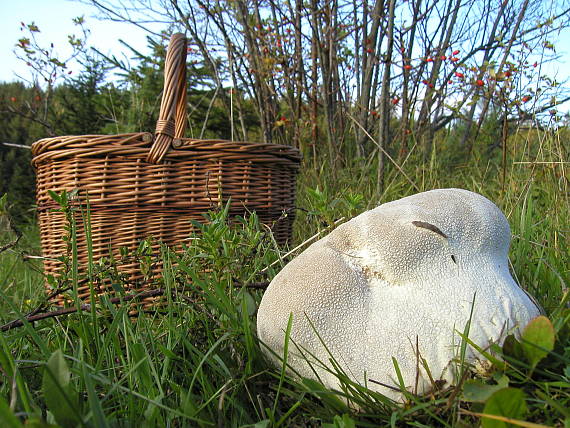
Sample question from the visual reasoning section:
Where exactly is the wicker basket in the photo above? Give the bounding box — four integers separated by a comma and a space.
31, 34, 301, 307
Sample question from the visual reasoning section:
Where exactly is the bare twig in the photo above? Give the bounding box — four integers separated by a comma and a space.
3, 106, 56, 136
1, 142, 31, 150
241, 281, 271, 289
513, 161, 569, 165
1, 288, 165, 331
261, 217, 346, 273
0, 281, 270, 332
348, 112, 420, 192
367, 378, 405, 393
200, 86, 220, 139
20, 254, 49, 261
0, 234, 22, 255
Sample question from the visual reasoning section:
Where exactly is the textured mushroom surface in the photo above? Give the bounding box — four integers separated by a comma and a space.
257, 189, 540, 399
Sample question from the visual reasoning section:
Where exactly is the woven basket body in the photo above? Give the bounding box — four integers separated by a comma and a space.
31, 35, 300, 306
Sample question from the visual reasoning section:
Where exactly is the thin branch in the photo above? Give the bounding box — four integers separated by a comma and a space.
1, 142, 32, 150
261, 217, 345, 274
348, 112, 420, 192
81, 0, 164, 37
0, 234, 22, 255
1, 288, 165, 331
0, 281, 270, 332
2, 104, 57, 136
199, 86, 220, 139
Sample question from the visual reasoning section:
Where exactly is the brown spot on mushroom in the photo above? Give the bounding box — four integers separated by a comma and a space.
362, 265, 386, 282
412, 221, 448, 239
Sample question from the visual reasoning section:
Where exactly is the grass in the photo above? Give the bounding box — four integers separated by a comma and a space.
0, 126, 568, 427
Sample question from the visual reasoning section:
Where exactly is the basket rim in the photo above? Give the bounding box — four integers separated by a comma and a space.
31, 132, 302, 165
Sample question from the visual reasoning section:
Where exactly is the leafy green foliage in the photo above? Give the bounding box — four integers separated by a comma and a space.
0, 159, 567, 427
520, 316, 556, 371
323, 414, 357, 428
481, 388, 528, 428
462, 376, 510, 403
0, 396, 24, 428
0, 6, 567, 425
42, 350, 81, 427
0, 87, 568, 427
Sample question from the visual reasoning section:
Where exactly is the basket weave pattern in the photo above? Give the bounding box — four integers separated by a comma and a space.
32, 35, 300, 306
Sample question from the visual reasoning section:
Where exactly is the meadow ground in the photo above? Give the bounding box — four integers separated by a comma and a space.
0, 127, 568, 427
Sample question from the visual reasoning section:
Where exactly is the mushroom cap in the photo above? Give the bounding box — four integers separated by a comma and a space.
257, 188, 540, 399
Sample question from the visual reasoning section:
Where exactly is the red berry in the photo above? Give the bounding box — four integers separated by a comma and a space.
475, 79, 484, 86
452, 50, 460, 55
426, 57, 434, 62
533, 62, 538, 68
505, 70, 512, 77
403, 64, 412, 70
440, 55, 447, 60
391, 97, 399, 105
522, 95, 531, 103
10, 96, 17, 102
454, 72, 464, 78
451, 57, 459, 62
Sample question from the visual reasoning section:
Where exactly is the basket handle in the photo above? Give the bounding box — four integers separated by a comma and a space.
147, 33, 188, 164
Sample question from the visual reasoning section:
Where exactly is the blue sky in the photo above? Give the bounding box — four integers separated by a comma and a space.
0, 0, 152, 83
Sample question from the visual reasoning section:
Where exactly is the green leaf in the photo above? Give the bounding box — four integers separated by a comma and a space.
503, 335, 525, 361
462, 376, 509, 402
482, 388, 527, 428
0, 193, 7, 212
535, 390, 570, 419
21, 418, 59, 428
47, 190, 60, 204
0, 327, 39, 415
42, 350, 81, 428
238, 290, 257, 317
82, 363, 109, 428
143, 394, 163, 422
521, 316, 555, 369
323, 414, 357, 428
301, 378, 348, 413
454, 330, 506, 371
0, 396, 23, 428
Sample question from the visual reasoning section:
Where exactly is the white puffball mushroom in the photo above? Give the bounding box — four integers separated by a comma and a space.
257, 188, 541, 399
